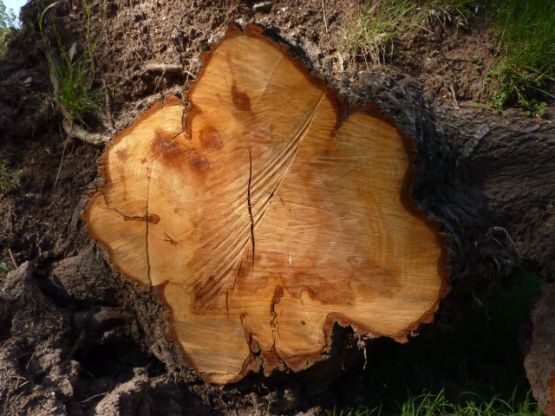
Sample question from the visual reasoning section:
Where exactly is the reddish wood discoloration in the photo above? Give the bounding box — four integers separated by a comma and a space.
231, 83, 252, 112
116, 149, 129, 160
122, 213, 160, 224
200, 125, 224, 149
184, 148, 210, 171
153, 130, 185, 162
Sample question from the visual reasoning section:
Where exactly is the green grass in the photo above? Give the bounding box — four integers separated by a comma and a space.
488, 0, 555, 116
401, 391, 541, 416
0, 159, 21, 194
39, 0, 102, 125
345, 0, 476, 64
334, 273, 545, 416
345, 0, 415, 64
346, 0, 554, 114
337, 391, 542, 415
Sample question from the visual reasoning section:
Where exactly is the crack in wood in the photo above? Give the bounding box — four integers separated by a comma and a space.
247, 148, 256, 270
106, 203, 160, 224
225, 290, 231, 318
145, 161, 154, 289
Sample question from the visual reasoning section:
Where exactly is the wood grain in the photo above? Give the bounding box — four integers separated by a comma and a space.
84, 25, 447, 384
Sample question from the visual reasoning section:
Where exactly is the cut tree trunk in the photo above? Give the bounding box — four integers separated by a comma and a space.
83, 24, 448, 384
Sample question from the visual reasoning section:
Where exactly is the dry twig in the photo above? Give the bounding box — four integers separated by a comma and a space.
8, 248, 17, 268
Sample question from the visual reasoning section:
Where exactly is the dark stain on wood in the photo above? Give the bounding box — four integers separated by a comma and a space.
153, 130, 185, 164
200, 125, 224, 149
184, 148, 210, 171
116, 149, 129, 161
122, 213, 160, 224
164, 232, 178, 245
153, 129, 210, 172
231, 82, 251, 112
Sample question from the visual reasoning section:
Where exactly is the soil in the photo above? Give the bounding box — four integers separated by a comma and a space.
0, 1, 554, 415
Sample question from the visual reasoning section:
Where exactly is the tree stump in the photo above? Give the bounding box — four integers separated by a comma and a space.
84, 25, 447, 383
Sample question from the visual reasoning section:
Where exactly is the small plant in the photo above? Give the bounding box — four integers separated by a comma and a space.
0, 0, 16, 58
39, 0, 102, 125
0, 261, 9, 273
488, 0, 555, 116
0, 159, 21, 194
